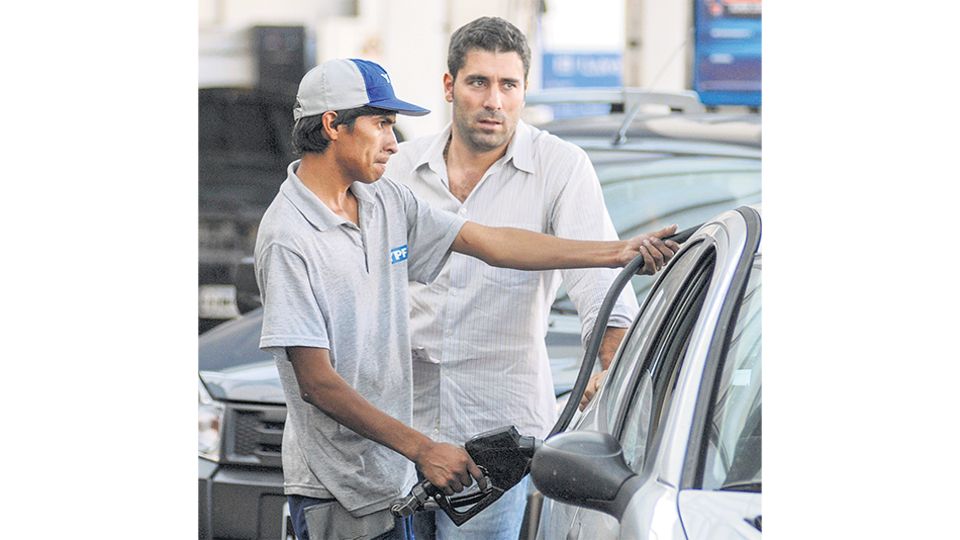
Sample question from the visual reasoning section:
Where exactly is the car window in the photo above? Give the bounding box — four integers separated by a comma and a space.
618, 252, 714, 473
600, 242, 714, 434
700, 254, 762, 491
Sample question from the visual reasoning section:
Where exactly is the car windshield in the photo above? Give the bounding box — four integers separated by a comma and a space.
701, 253, 762, 492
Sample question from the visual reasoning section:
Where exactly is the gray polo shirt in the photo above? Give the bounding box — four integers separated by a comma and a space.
254, 160, 466, 516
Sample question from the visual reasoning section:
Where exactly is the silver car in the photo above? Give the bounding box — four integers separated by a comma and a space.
531, 205, 762, 540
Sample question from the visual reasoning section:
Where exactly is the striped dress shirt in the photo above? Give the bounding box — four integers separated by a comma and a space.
385, 120, 639, 442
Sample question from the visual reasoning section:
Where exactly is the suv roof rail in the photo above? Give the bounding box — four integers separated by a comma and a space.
525, 87, 706, 146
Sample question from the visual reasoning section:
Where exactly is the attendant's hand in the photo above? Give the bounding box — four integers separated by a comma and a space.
416, 442, 488, 496
620, 225, 680, 273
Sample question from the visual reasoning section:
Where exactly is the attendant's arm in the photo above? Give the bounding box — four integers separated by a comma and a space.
452, 222, 679, 274
286, 346, 486, 495
451, 219, 679, 411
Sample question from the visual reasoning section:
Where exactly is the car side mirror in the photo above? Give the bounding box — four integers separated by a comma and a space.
530, 430, 640, 520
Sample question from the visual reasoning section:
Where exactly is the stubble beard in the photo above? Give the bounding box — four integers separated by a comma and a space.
452, 98, 514, 154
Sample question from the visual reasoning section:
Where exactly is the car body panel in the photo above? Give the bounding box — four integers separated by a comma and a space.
677, 491, 761, 540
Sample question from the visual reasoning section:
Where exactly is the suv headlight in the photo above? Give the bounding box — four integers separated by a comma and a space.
199, 378, 225, 462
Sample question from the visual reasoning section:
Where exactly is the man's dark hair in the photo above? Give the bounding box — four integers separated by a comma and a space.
291, 105, 394, 155
447, 17, 531, 82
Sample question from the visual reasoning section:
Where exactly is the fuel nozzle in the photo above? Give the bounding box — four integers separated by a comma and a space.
390, 426, 542, 526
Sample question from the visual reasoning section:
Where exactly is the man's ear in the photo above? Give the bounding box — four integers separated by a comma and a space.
443, 73, 454, 103
321, 111, 340, 140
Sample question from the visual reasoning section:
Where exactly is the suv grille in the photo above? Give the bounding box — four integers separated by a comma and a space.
224, 403, 286, 468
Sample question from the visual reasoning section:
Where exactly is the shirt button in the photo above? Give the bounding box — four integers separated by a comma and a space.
446, 329, 454, 336
433, 428, 440, 435
459, 208, 467, 215
451, 290, 458, 297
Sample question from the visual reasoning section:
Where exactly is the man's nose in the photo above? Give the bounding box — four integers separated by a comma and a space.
483, 87, 503, 110
385, 127, 399, 154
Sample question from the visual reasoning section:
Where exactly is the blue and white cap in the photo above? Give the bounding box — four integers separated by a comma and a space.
293, 58, 430, 120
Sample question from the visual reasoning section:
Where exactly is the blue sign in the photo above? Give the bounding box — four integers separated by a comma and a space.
541, 52, 622, 119
693, 0, 762, 107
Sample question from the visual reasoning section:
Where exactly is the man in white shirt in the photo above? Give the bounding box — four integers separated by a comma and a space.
384, 17, 679, 540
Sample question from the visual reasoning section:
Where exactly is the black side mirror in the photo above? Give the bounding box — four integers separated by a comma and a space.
530, 431, 640, 520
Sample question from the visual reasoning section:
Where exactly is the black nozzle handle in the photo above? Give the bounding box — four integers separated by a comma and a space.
434, 485, 506, 526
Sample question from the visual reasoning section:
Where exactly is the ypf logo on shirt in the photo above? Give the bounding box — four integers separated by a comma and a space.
390, 245, 408, 264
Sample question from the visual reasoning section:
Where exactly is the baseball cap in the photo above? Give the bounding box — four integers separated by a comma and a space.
293, 58, 430, 120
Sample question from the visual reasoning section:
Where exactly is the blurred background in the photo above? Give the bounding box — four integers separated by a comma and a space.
198, 0, 761, 140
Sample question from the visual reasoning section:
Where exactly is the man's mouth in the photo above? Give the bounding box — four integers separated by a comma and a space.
477, 118, 502, 129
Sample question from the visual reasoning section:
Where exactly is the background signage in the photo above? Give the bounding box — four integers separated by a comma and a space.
693, 0, 762, 107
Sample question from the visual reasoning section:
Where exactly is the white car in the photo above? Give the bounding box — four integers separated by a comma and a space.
531, 205, 762, 540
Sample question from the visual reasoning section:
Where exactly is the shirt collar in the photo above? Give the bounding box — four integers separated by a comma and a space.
280, 159, 377, 232
413, 124, 451, 176
415, 120, 536, 177
505, 120, 535, 175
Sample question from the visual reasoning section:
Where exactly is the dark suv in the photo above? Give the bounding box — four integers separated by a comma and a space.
198, 87, 297, 334
198, 89, 760, 540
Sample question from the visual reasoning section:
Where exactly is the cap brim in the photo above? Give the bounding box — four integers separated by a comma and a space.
369, 98, 430, 117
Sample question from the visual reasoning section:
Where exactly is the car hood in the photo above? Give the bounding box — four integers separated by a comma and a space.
199, 307, 285, 404
677, 490, 762, 539
200, 360, 286, 404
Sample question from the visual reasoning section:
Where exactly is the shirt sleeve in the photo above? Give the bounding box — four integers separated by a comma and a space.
256, 242, 330, 354
547, 144, 641, 347
398, 183, 467, 285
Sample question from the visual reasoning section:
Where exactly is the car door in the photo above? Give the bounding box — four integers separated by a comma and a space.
536, 207, 761, 540
538, 240, 715, 540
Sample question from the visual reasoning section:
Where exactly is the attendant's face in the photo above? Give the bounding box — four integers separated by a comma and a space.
334, 113, 399, 183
